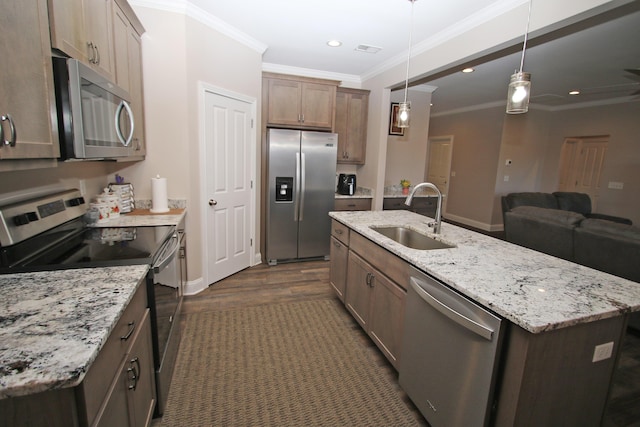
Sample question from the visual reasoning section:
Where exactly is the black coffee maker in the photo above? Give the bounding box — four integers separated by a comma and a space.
337, 174, 356, 195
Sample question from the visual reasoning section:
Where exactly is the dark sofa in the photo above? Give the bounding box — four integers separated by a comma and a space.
501, 191, 636, 279
502, 192, 640, 329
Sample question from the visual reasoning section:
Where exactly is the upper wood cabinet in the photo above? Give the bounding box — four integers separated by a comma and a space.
48, 0, 116, 81
264, 73, 338, 130
0, 0, 60, 164
335, 87, 369, 164
112, 0, 146, 156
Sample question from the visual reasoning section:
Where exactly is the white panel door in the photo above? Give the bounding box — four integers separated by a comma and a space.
557, 137, 607, 209
205, 91, 252, 284
426, 136, 453, 213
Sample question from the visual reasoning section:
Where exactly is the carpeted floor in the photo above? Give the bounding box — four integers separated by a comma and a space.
160, 299, 422, 426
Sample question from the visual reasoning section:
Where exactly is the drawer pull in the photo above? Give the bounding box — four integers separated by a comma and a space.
127, 357, 141, 391
121, 321, 136, 341
334, 229, 343, 235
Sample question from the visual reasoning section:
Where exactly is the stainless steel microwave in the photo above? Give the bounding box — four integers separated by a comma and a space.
53, 57, 139, 160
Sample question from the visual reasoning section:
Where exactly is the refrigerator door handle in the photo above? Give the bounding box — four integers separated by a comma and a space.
294, 152, 301, 221
299, 152, 306, 221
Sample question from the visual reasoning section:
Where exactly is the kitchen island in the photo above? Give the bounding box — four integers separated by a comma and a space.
329, 210, 640, 426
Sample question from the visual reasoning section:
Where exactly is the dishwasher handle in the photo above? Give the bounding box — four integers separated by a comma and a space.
410, 277, 494, 341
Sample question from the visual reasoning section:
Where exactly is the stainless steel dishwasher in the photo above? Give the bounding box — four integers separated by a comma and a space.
399, 267, 504, 427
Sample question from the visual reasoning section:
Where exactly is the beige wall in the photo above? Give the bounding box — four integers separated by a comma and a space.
429, 107, 504, 228
384, 89, 432, 188
119, 6, 263, 287
430, 100, 640, 229
359, 0, 620, 212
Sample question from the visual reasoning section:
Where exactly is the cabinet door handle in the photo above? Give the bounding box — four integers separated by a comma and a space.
1, 114, 16, 147
94, 44, 100, 65
127, 357, 140, 390
365, 272, 375, 287
120, 321, 136, 341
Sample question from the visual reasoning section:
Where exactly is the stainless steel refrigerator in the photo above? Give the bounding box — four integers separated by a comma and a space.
266, 129, 337, 265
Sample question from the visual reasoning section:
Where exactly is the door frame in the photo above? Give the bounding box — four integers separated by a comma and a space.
426, 135, 454, 214
198, 82, 258, 288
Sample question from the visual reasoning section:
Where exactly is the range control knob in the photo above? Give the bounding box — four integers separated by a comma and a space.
66, 197, 86, 207
13, 212, 38, 226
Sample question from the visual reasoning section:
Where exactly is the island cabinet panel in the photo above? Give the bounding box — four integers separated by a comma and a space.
329, 236, 348, 302
337, 227, 412, 369
264, 73, 338, 130
0, 0, 60, 164
345, 251, 405, 369
335, 88, 369, 164
494, 315, 626, 426
331, 219, 350, 246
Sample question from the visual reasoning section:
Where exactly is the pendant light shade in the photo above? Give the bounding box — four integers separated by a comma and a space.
506, 0, 533, 114
397, 0, 416, 128
506, 72, 531, 114
397, 102, 411, 128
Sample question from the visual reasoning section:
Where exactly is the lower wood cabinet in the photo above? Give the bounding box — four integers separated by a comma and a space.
383, 197, 436, 218
345, 250, 405, 369
334, 198, 372, 211
94, 310, 155, 427
329, 236, 348, 302
0, 282, 155, 427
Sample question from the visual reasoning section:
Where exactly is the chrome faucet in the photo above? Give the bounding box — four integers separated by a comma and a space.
404, 182, 443, 234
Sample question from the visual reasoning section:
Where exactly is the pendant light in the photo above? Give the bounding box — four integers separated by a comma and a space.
506, 0, 533, 114
397, 0, 417, 128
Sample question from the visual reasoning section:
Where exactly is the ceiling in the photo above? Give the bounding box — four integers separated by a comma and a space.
187, 0, 640, 115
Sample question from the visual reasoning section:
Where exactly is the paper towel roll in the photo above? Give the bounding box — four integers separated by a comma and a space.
150, 175, 169, 213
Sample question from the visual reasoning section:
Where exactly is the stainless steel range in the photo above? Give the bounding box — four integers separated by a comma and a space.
0, 189, 184, 417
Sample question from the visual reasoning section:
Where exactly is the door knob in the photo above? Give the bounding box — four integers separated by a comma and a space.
209, 199, 217, 206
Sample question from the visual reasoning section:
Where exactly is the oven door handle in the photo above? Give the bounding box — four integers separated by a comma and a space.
154, 232, 180, 273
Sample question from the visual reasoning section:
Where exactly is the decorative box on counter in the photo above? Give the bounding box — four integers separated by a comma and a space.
108, 183, 135, 213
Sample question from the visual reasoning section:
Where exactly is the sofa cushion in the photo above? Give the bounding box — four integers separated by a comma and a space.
579, 218, 640, 239
503, 192, 559, 211
510, 206, 585, 226
553, 192, 592, 215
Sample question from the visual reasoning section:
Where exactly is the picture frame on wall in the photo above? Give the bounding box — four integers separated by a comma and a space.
389, 103, 404, 136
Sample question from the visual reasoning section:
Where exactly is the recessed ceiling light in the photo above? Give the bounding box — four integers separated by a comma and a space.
568, 90, 580, 95
462, 68, 475, 73
327, 40, 342, 47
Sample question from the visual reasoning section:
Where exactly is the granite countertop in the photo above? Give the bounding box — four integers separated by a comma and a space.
329, 210, 640, 334
0, 265, 149, 399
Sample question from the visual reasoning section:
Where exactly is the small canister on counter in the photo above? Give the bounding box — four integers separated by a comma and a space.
97, 188, 121, 219
108, 176, 135, 214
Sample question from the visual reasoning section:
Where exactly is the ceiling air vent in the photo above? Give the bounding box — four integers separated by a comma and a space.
355, 44, 382, 54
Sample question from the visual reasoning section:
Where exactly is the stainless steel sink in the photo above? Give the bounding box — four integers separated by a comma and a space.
371, 226, 455, 250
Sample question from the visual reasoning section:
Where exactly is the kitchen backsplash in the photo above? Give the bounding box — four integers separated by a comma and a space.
135, 199, 187, 210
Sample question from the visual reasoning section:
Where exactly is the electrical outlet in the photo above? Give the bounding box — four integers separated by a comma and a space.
79, 179, 87, 196
608, 181, 624, 190
592, 341, 614, 362
503, 175, 509, 182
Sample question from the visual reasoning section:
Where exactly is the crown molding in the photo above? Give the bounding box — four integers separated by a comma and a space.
130, 0, 267, 54
362, 0, 524, 82
262, 63, 362, 86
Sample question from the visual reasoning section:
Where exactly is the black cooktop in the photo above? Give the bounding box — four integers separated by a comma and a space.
0, 218, 174, 273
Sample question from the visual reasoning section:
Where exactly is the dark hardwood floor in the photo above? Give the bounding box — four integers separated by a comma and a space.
172, 259, 639, 426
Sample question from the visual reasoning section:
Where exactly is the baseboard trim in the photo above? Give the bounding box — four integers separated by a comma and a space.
183, 277, 206, 295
